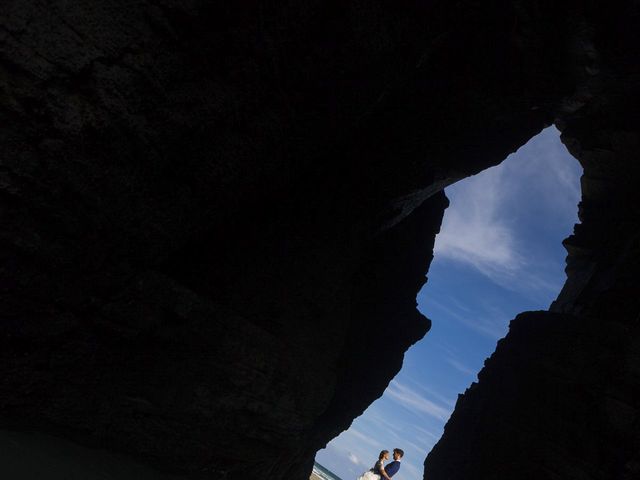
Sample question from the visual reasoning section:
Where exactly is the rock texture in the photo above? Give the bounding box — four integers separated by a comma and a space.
0, 430, 184, 480
1, 1, 639, 479
425, 3, 640, 478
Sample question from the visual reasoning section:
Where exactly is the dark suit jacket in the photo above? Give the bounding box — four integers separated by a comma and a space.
385, 461, 401, 477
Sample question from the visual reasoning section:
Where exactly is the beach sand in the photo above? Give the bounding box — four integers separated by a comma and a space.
310, 473, 323, 480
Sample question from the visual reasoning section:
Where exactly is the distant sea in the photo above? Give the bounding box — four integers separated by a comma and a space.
312, 461, 344, 480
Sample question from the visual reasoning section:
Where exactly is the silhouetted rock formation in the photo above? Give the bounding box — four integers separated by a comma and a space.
1, 1, 638, 479
425, 3, 640, 479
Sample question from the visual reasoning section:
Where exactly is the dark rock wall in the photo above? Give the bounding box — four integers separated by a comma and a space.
425, 3, 640, 479
1, 0, 639, 479
425, 118, 640, 478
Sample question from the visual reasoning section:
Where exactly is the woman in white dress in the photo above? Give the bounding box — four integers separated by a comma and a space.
357, 450, 392, 480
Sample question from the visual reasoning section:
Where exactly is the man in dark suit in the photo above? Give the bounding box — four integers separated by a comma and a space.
384, 448, 404, 478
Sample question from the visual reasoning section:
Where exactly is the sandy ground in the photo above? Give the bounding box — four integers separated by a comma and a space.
310, 473, 324, 480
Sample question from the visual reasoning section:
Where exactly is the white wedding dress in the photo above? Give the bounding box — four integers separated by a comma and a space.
357, 471, 380, 480
357, 460, 383, 480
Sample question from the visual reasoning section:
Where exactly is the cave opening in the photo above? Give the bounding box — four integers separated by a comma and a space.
313, 126, 583, 480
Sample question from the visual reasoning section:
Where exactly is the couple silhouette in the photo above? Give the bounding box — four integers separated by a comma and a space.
357, 448, 403, 480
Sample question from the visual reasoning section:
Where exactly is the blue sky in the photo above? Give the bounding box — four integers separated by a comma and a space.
314, 127, 583, 480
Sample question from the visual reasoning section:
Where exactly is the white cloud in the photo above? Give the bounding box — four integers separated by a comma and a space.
318, 403, 446, 480
404, 438, 433, 456
318, 417, 394, 476
412, 425, 440, 442
385, 380, 451, 421
445, 356, 476, 377
365, 412, 403, 441
344, 428, 384, 449
402, 375, 456, 408
434, 162, 524, 285
511, 126, 582, 215
433, 126, 582, 294
426, 296, 508, 339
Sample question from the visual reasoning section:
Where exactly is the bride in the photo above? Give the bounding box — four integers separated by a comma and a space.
357, 450, 392, 480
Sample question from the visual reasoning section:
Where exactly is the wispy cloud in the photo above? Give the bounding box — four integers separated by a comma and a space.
433, 126, 582, 295
445, 356, 476, 376
434, 164, 523, 285
319, 437, 372, 475
366, 412, 404, 441
344, 428, 384, 449
513, 127, 582, 215
426, 296, 508, 339
402, 375, 456, 408
318, 395, 447, 479
413, 425, 440, 442
385, 380, 451, 421
317, 128, 582, 480
404, 438, 433, 456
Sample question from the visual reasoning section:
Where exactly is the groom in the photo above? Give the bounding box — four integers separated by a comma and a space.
385, 448, 404, 478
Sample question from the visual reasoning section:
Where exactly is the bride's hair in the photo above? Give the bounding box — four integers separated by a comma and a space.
378, 450, 389, 461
